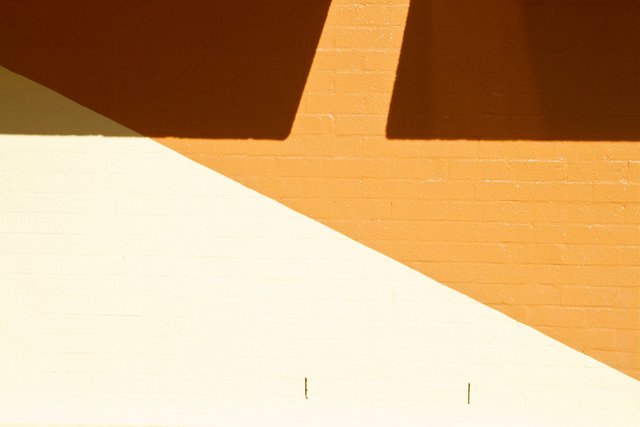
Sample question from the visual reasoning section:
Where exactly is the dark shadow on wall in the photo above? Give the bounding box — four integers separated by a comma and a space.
387, 0, 640, 141
0, 1, 331, 139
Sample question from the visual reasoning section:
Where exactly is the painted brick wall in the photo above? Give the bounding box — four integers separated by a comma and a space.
1, 133, 639, 426
0, 1, 639, 424
159, 0, 640, 378
0, 0, 638, 382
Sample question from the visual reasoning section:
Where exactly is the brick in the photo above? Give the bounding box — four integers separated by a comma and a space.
414, 221, 476, 242
476, 182, 537, 201
334, 26, 405, 49
361, 219, 416, 240
508, 160, 568, 181
363, 50, 403, 71
362, 138, 420, 158
477, 142, 564, 161
563, 245, 640, 266
334, 71, 395, 93
585, 308, 640, 330
390, 200, 449, 220
567, 160, 627, 182
418, 181, 475, 200
593, 184, 640, 202
563, 203, 639, 225
532, 265, 639, 287
558, 143, 640, 161
311, 50, 364, 72
472, 223, 535, 243
502, 284, 561, 306
302, 70, 335, 94
475, 263, 531, 284
613, 329, 640, 352
304, 94, 363, 115
292, 114, 336, 135
362, 93, 392, 114
276, 177, 362, 198
533, 183, 593, 202
449, 160, 509, 180
417, 141, 478, 159
361, 178, 419, 199
533, 306, 587, 328
560, 286, 640, 308
334, 198, 394, 220
335, 114, 386, 135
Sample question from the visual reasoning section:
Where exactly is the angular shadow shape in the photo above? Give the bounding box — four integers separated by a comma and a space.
0, 1, 331, 139
387, 0, 640, 141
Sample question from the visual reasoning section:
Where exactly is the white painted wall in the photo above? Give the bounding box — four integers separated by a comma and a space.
0, 64, 638, 427
0, 133, 638, 427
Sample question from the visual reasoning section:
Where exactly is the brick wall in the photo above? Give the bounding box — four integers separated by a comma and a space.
160, 0, 640, 378
0, 0, 638, 386
0, 1, 639, 421
1, 132, 638, 426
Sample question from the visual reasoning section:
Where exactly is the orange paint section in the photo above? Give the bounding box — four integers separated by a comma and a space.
158, 0, 640, 379
160, 139, 640, 378
2, 0, 637, 379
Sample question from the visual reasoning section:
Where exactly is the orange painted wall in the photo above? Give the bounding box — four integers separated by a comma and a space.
160, 0, 640, 378
1, 0, 637, 379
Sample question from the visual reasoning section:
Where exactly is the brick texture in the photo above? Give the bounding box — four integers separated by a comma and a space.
0, 0, 638, 381
159, 0, 640, 378
1, 134, 638, 426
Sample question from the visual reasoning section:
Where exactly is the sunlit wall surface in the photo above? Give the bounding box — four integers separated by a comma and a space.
1, 1, 638, 425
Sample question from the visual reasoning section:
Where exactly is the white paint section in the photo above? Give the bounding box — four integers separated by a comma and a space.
0, 134, 638, 427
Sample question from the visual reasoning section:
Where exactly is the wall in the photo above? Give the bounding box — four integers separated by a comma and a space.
159, 0, 640, 378
0, 130, 638, 426
0, 1, 639, 425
